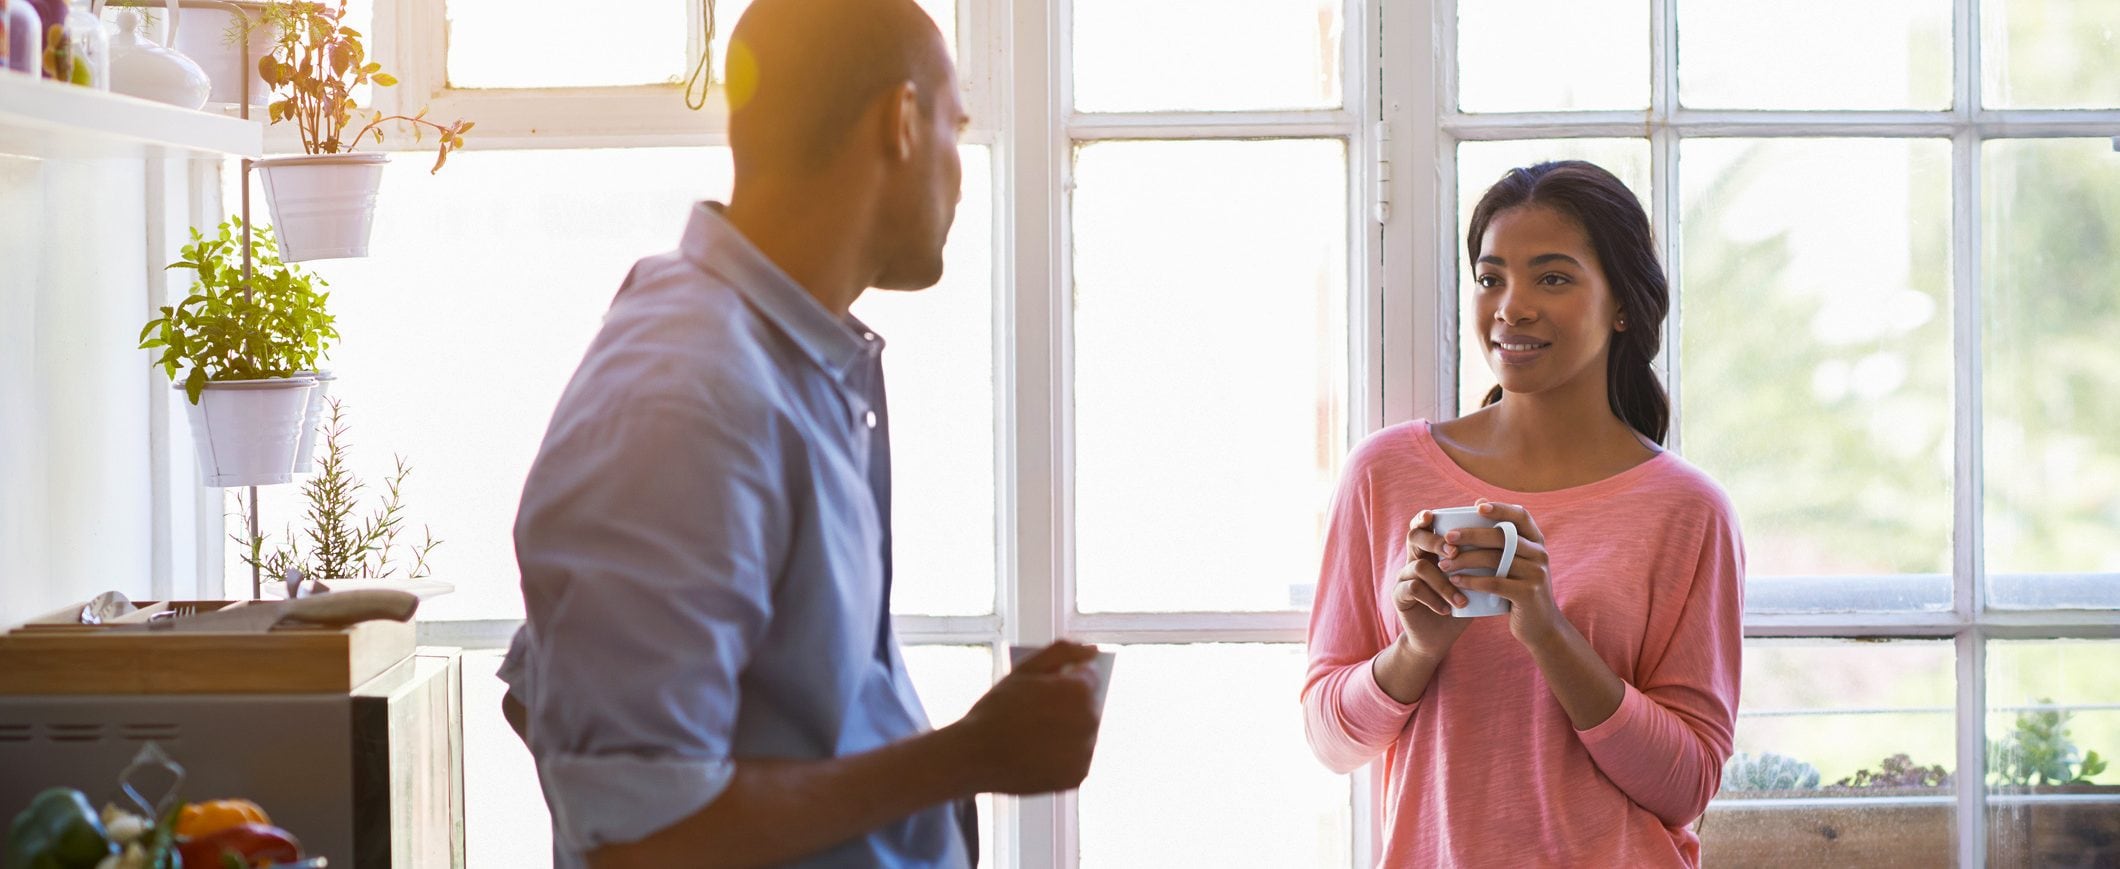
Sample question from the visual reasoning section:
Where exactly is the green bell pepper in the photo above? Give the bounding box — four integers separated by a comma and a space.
5, 787, 117, 869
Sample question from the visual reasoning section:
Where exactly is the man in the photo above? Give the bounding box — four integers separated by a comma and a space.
497, 1, 1103, 866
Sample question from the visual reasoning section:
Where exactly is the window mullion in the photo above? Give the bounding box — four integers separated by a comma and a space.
1651, 0, 1682, 451
373, 0, 446, 121
1951, 0, 1987, 863
1346, 0, 1384, 441
1956, 628, 1988, 866
1009, 0, 1069, 863
1067, 110, 1357, 139
1399, 0, 1453, 423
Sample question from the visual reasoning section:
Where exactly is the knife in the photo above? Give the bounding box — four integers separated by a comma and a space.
110, 589, 420, 633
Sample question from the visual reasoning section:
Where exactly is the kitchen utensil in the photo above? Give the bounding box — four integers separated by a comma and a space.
109, 589, 418, 633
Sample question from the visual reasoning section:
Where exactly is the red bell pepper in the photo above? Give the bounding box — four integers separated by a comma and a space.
176, 823, 301, 869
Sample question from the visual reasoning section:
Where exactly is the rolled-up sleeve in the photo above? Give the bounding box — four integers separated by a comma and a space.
510, 394, 789, 854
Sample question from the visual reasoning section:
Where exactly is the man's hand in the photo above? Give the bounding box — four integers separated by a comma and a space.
588, 642, 1106, 869
943, 640, 1104, 795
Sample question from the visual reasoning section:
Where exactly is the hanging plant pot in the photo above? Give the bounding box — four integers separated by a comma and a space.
254, 153, 388, 262
178, 376, 317, 487
289, 369, 335, 473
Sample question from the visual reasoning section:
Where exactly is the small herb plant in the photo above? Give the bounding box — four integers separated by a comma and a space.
239, 398, 440, 581
1720, 752, 1822, 794
257, 0, 473, 172
1989, 699, 2110, 787
139, 218, 337, 405
1836, 753, 1952, 789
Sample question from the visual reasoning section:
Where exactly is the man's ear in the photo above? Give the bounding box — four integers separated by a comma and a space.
884, 81, 920, 162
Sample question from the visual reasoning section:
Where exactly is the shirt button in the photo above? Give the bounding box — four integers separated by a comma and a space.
862, 331, 877, 342
864, 411, 878, 429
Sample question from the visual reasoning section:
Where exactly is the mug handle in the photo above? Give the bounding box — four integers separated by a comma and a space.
1492, 520, 1519, 580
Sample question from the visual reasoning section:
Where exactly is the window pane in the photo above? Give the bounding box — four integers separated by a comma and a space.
1982, 139, 2120, 608
1455, 139, 1651, 417
1072, 140, 1347, 613
1458, 0, 1646, 112
1680, 139, 1953, 599
451, 0, 964, 90
230, 146, 998, 621
1982, 0, 2120, 109
447, 0, 691, 89
230, 147, 725, 616
462, 651, 554, 869
901, 645, 994, 868
1987, 641, 2120, 865
1678, 0, 1950, 110
711, 0, 959, 83
855, 147, 997, 617
1077, 644, 1350, 867
1072, 0, 1342, 112
1703, 640, 1956, 865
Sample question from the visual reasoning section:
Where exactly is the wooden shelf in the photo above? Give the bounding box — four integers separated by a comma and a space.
0, 74, 262, 160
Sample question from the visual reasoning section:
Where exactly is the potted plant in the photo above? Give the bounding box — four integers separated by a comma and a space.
251, 0, 472, 261
1986, 701, 2119, 865
1704, 751, 1954, 864
1703, 707, 2120, 865
139, 217, 337, 486
239, 397, 440, 590
170, 0, 277, 107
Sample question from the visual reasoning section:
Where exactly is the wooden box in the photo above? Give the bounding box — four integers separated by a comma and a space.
0, 600, 414, 695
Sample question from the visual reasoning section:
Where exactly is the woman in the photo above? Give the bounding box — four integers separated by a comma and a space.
1302, 161, 1744, 866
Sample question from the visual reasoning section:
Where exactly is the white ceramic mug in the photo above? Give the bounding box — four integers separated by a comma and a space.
1426, 506, 1519, 618
1008, 645, 1117, 714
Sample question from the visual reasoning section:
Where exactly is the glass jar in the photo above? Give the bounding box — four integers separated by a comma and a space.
37, 0, 106, 88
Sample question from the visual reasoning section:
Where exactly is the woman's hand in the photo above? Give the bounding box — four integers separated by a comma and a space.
1434, 501, 1565, 648
1390, 510, 1475, 658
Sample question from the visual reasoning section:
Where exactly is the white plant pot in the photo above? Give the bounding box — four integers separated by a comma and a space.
290, 369, 335, 473
179, 376, 317, 487
255, 153, 388, 262
171, 6, 276, 107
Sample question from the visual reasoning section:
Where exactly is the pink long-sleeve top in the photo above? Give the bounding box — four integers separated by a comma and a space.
1304, 420, 1745, 867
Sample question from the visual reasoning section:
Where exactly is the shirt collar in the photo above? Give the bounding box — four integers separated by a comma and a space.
680, 201, 882, 382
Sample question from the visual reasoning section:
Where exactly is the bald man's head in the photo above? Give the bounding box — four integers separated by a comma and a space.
726, 0, 955, 172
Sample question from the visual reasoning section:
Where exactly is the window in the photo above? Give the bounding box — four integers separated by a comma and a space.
1040, 1, 1368, 862
1401, 0, 2120, 864
207, 0, 2118, 866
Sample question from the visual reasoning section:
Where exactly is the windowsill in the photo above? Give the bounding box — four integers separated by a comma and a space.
1745, 573, 2120, 614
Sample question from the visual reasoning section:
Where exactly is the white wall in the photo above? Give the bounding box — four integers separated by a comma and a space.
0, 152, 210, 627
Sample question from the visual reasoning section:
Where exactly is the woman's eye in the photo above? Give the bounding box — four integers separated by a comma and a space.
1539, 272, 1571, 286
1476, 274, 1501, 288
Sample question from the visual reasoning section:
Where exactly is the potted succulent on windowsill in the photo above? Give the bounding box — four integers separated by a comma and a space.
139, 217, 337, 486
1703, 751, 1955, 864
1703, 706, 2120, 866
251, 0, 472, 261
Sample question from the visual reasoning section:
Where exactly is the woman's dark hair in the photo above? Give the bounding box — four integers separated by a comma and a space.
1466, 160, 1669, 445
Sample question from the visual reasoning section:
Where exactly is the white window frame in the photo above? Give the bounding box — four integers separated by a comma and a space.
350, 1, 1388, 867
1000, 1, 1385, 864
1387, 1, 2120, 866
242, 0, 2120, 866
354, 0, 1004, 152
